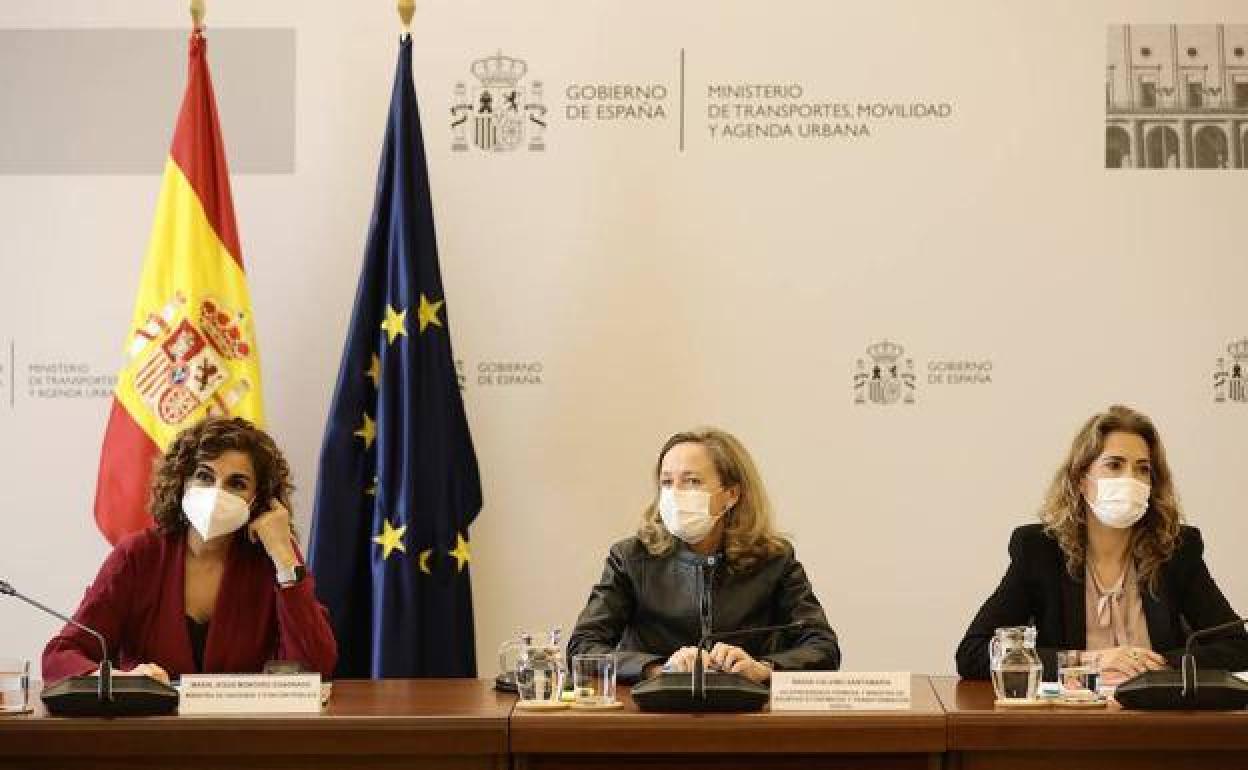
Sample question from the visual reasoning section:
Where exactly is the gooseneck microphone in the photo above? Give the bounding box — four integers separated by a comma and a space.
1181, 616, 1248, 698
0, 579, 112, 702
1, 578, 177, 715
1116, 615, 1248, 710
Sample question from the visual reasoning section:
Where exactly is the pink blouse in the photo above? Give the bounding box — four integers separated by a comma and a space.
1084, 560, 1152, 651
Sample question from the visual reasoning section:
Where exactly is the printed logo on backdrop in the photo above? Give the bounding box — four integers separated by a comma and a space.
1106, 25, 1248, 170
446, 49, 956, 150
1214, 338, 1248, 403
449, 50, 672, 152
706, 85, 953, 142
853, 339, 993, 406
3, 340, 115, 409
451, 358, 546, 389
565, 83, 670, 123
451, 51, 548, 153
475, 360, 543, 387
854, 340, 916, 405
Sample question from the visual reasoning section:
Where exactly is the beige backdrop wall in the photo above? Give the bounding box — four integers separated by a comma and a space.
2, 0, 1246, 679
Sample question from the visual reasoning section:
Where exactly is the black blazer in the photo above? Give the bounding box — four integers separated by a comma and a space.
956, 524, 1248, 679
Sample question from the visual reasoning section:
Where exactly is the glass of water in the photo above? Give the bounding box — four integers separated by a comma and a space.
0, 659, 30, 714
1057, 650, 1101, 700
571, 653, 616, 706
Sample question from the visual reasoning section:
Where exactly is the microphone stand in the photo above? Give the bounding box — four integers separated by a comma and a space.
1181, 616, 1248, 701
693, 555, 717, 700
691, 621, 806, 701
0, 579, 112, 703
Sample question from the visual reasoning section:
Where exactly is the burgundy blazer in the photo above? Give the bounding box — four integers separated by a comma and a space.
42, 529, 337, 683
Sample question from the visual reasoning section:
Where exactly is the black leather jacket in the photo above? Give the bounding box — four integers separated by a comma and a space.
567, 536, 840, 683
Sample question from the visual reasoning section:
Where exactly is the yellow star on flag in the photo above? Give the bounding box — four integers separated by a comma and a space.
372, 518, 407, 560
380, 304, 408, 344
417, 294, 444, 333
448, 533, 471, 573
366, 353, 381, 388
354, 413, 376, 449
418, 548, 432, 575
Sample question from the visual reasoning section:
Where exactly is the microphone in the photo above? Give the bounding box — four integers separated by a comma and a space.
1182, 616, 1248, 698
1115, 615, 1248, 710
0, 578, 177, 716
692, 621, 806, 698
1, 579, 112, 703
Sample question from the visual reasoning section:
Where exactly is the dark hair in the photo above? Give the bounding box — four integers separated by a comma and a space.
149, 416, 293, 535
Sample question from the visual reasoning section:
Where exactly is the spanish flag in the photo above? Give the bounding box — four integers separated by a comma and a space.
94, 30, 264, 544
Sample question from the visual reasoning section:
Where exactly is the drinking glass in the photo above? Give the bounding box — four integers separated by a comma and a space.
1057, 650, 1101, 700
0, 659, 30, 714
571, 654, 616, 706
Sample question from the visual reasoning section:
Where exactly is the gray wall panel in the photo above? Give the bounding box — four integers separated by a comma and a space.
0, 29, 294, 174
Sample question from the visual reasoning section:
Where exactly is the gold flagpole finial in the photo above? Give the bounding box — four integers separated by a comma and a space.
190, 0, 205, 31
398, 0, 416, 32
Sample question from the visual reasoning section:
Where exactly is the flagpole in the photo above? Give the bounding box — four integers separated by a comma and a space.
190, 0, 205, 31
398, 0, 415, 32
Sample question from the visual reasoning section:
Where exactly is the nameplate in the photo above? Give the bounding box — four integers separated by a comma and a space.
178, 673, 322, 714
770, 671, 911, 711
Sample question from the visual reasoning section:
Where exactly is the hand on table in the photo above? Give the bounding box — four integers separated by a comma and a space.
1097, 646, 1166, 678
708, 643, 772, 684
663, 646, 712, 673
112, 662, 171, 685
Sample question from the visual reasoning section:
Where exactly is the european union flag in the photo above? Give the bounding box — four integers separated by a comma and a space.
309, 35, 482, 678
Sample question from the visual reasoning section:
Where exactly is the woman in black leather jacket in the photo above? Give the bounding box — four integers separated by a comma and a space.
567, 427, 840, 684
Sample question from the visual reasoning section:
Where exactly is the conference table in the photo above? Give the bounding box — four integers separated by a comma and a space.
510, 674, 946, 770
932, 677, 1248, 770
4, 676, 1248, 769
0, 679, 513, 770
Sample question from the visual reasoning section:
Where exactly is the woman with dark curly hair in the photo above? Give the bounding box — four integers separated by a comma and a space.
956, 405, 1248, 681
567, 428, 840, 684
42, 417, 337, 683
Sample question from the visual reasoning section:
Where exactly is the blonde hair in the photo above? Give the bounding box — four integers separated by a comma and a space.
1039, 404, 1183, 594
637, 427, 786, 572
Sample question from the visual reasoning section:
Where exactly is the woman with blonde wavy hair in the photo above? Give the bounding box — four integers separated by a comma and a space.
568, 428, 840, 684
956, 405, 1248, 682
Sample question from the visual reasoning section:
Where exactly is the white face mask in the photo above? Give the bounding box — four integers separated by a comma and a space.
182, 486, 251, 541
1086, 477, 1150, 529
658, 487, 730, 544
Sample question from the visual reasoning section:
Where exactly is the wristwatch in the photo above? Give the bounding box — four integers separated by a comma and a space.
276, 564, 306, 588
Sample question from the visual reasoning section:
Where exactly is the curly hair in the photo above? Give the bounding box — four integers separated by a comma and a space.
1039, 404, 1183, 595
637, 428, 786, 573
149, 416, 294, 535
